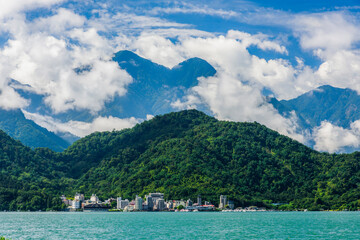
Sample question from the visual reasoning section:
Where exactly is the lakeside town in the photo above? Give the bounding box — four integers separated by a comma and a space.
60, 193, 267, 212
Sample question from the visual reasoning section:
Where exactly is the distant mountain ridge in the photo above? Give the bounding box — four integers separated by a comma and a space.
0, 51, 216, 150
0, 109, 70, 151
16, 50, 217, 122
280, 85, 360, 128
3, 50, 360, 153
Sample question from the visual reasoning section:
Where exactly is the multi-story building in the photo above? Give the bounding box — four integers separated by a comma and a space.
146, 196, 153, 210
117, 197, 130, 210
135, 195, 143, 211
166, 201, 173, 210
74, 193, 85, 202
72, 200, 81, 209
219, 195, 227, 209
155, 199, 165, 211
145, 193, 164, 210
186, 199, 193, 207
173, 200, 186, 209
197, 195, 202, 206
90, 194, 99, 203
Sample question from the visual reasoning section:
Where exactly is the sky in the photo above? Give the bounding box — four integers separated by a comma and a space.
1, 0, 360, 152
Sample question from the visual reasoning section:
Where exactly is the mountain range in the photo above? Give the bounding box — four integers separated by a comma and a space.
279, 85, 360, 129
0, 110, 359, 211
2, 50, 360, 152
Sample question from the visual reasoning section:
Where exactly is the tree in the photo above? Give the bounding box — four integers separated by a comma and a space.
177, 205, 185, 210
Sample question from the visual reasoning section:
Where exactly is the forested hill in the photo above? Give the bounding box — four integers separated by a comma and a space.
0, 110, 359, 211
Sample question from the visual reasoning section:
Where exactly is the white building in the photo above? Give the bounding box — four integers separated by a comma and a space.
219, 195, 227, 209
72, 200, 81, 209
173, 200, 186, 208
135, 195, 143, 211
90, 194, 99, 203
155, 199, 165, 211
146, 193, 164, 209
166, 201, 173, 209
117, 197, 129, 210
74, 193, 84, 202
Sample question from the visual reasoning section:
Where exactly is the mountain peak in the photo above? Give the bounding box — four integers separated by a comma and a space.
280, 84, 360, 129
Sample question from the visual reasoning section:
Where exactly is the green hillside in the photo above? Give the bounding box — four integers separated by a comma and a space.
0, 109, 70, 151
0, 110, 359, 211
0, 130, 67, 211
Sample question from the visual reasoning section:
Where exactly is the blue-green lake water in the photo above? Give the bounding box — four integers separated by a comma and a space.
0, 212, 359, 239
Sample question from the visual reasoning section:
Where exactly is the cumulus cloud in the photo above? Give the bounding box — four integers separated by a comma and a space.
313, 121, 360, 153
313, 50, 360, 92
2, 1, 360, 152
0, 0, 64, 19
133, 32, 306, 99
292, 12, 360, 53
23, 110, 140, 137
227, 30, 288, 54
0, 9, 133, 113
129, 31, 313, 142
173, 72, 307, 143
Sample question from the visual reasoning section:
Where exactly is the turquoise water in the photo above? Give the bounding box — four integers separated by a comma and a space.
0, 212, 359, 239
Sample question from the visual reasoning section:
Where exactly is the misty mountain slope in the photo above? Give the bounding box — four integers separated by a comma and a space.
105, 50, 216, 118
0, 109, 70, 151
267, 97, 312, 131
14, 50, 216, 122
280, 85, 360, 128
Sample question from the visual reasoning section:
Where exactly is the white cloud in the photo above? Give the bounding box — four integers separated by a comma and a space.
292, 12, 360, 53
0, 0, 65, 19
31, 8, 86, 34
132, 35, 185, 68
23, 110, 140, 137
227, 30, 288, 54
0, 9, 133, 113
312, 50, 360, 92
173, 72, 307, 143
149, 3, 237, 18
1, 2, 360, 151
129, 31, 311, 142
313, 121, 360, 153
89, 11, 191, 34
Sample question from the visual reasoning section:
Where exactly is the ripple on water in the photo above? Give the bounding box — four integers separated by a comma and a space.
0, 212, 359, 239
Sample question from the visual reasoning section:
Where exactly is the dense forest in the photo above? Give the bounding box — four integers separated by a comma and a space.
0, 110, 359, 211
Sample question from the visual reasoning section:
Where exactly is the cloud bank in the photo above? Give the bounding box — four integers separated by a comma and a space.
1, 1, 360, 151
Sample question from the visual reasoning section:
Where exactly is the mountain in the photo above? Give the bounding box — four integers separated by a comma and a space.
0, 129, 67, 210
280, 85, 360, 128
1, 110, 358, 211
1, 51, 215, 150
0, 109, 70, 152
17, 50, 217, 122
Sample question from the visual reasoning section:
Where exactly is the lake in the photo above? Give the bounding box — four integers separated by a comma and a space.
0, 212, 359, 239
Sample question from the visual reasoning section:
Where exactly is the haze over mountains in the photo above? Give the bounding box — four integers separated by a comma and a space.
2, 50, 360, 153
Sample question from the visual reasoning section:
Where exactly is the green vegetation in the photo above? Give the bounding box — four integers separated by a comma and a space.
177, 205, 185, 210
0, 108, 70, 151
0, 110, 359, 211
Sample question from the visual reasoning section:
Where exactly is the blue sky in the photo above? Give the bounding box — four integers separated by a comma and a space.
1, 0, 360, 152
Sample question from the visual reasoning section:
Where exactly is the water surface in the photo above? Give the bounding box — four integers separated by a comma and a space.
0, 212, 359, 239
